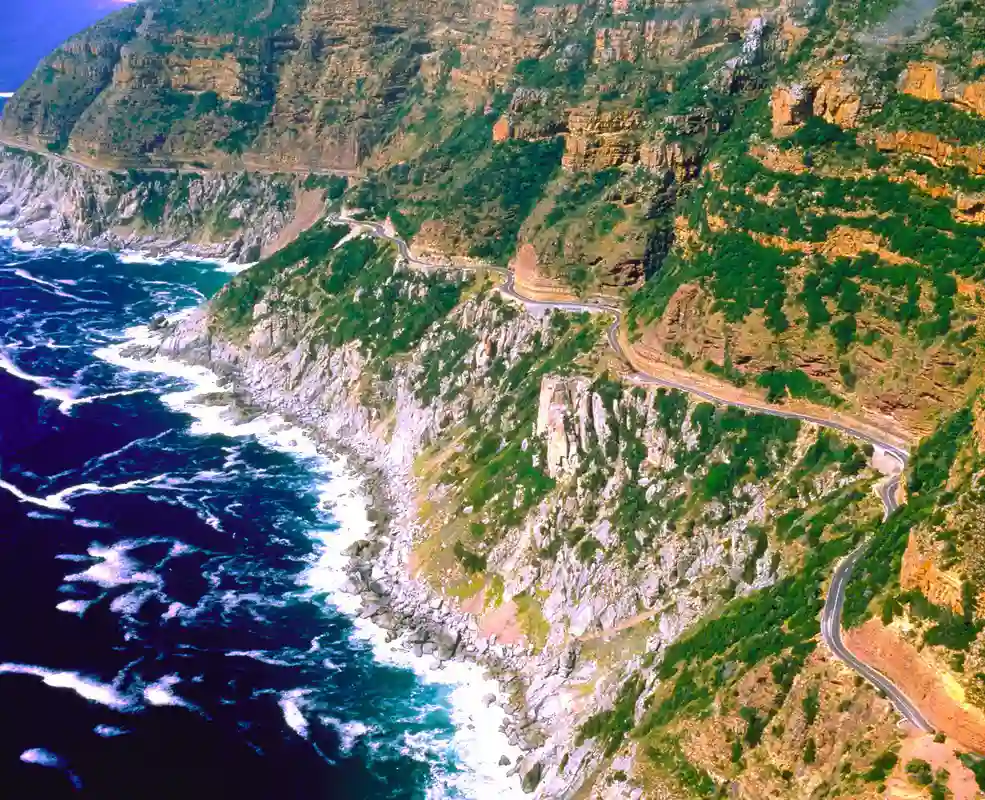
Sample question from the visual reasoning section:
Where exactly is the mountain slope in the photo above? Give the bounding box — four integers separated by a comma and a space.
9, 0, 985, 797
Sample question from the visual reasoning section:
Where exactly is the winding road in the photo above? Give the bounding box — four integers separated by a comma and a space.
330, 212, 933, 732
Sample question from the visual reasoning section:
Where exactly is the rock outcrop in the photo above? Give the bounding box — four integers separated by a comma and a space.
901, 61, 985, 118
900, 534, 965, 613
771, 66, 866, 136
875, 129, 985, 175
0, 147, 301, 260
141, 225, 871, 797
561, 104, 644, 173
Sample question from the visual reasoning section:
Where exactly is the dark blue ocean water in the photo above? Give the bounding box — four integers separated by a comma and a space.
0, 241, 515, 799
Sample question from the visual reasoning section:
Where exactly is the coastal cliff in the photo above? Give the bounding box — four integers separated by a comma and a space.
12, 0, 985, 794
0, 147, 325, 260
143, 223, 922, 798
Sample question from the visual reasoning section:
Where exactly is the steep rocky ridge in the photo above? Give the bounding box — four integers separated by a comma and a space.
138, 222, 964, 797
0, 147, 317, 259
10, 0, 985, 795
1, 0, 815, 288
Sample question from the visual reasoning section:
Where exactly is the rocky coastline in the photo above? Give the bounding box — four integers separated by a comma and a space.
0, 147, 300, 263
145, 309, 550, 791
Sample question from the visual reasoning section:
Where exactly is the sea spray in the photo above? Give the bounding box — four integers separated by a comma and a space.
96, 318, 525, 798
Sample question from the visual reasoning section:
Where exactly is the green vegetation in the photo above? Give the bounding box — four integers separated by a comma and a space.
803, 737, 817, 765
578, 674, 645, 756
873, 93, 985, 145
428, 308, 603, 566
575, 391, 804, 562
802, 686, 820, 726
756, 369, 842, 406
685, 232, 796, 333
642, 735, 718, 797
214, 222, 349, 330
958, 753, 985, 791
908, 407, 973, 496
906, 758, 934, 786
349, 113, 563, 264
214, 222, 467, 363
845, 406, 975, 625
863, 750, 899, 782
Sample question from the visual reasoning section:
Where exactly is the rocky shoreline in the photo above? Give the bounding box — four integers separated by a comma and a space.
0, 147, 299, 263
145, 310, 550, 791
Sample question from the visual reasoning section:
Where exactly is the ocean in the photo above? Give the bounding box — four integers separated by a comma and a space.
0, 235, 520, 799
0, 1, 125, 98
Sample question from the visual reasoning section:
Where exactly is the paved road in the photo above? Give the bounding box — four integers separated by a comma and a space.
333, 212, 932, 731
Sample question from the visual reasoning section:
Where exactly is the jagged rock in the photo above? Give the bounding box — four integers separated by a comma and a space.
901, 61, 985, 118
521, 762, 543, 793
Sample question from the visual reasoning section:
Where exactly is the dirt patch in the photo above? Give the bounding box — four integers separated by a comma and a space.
260, 189, 324, 258
886, 730, 981, 800
511, 243, 579, 302
479, 600, 524, 645
845, 619, 985, 754
576, 608, 660, 642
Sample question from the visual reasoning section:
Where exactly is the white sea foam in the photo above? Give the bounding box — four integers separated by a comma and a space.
110, 589, 157, 615
143, 675, 196, 709
162, 601, 187, 621
117, 251, 165, 265
58, 388, 148, 414
94, 725, 128, 738
0, 346, 77, 409
55, 599, 96, 616
74, 518, 111, 529
63, 541, 164, 590
20, 748, 62, 767
0, 226, 42, 252
115, 248, 253, 273
303, 469, 524, 798
0, 663, 199, 722
19, 749, 84, 789
5, 267, 96, 303
101, 316, 525, 798
0, 663, 133, 710
0, 474, 166, 512
278, 690, 311, 739
322, 717, 373, 755
226, 650, 294, 666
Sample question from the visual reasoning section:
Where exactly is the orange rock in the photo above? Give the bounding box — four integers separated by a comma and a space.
771, 83, 812, 136
491, 115, 512, 143
561, 103, 643, 171
899, 534, 964, 613
875, 129, 985, 174
843, 619, 985, 755
900, 61, 985, 117
813, 69, 863, 128
511, 243, 578, 302
901, 61, 945, 102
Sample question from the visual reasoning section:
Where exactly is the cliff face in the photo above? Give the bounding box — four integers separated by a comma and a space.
0, 0, 803, 289
141, 224, 913, 797
628, 0, 985, 440
0, 148, 305, 260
